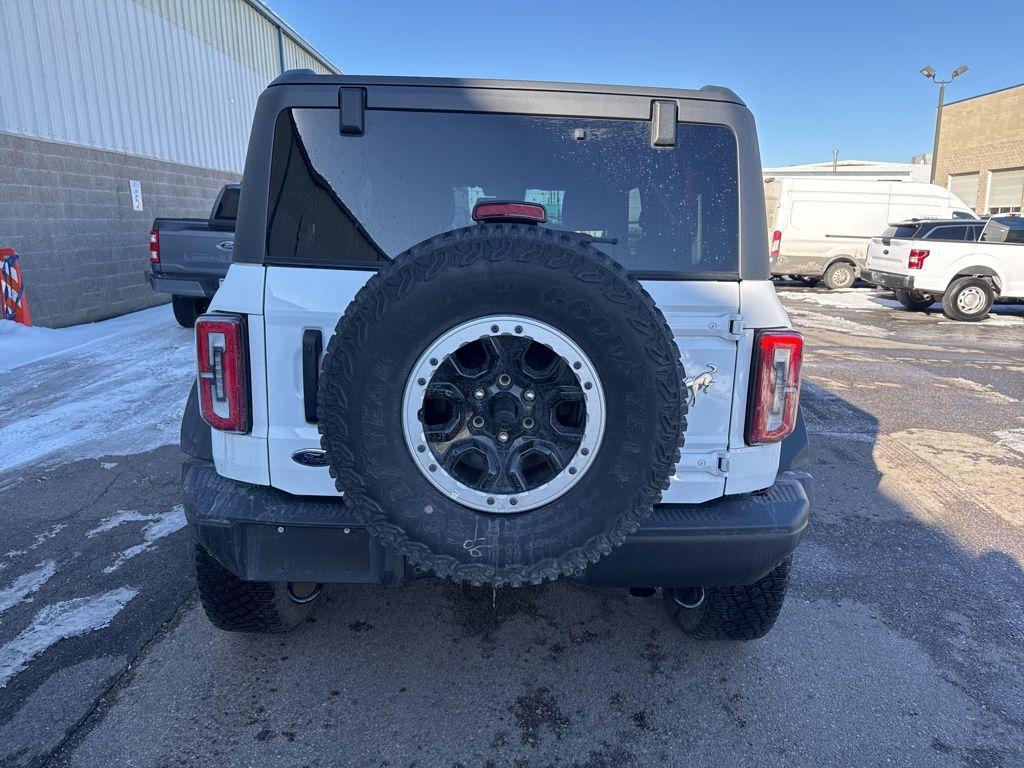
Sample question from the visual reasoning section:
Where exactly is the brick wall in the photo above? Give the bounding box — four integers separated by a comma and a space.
933, 85, 1024, 212
0, 132, 239, 327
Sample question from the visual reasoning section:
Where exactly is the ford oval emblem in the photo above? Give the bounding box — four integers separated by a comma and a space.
291, 449, 329, 467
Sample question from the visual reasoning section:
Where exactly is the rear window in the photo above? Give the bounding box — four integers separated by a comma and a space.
214, 186, 240, 222
882, 225, 921, 239
266, 108, 740, 276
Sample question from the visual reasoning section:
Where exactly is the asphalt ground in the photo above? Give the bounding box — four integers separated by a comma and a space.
1, 286, 1022, 767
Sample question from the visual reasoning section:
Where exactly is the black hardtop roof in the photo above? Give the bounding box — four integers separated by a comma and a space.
890, 217, 980, 227
268, 70, 745, 106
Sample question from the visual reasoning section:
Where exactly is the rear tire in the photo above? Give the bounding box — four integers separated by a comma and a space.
941, 277, 994, 322
894, 288, 935, 311
822, 261, 856, 290
194, 545, 318, 633
172, 296, 208, 328
664, 558, 792, 641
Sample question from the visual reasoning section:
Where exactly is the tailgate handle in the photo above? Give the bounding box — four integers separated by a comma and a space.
302, 329, 323, 423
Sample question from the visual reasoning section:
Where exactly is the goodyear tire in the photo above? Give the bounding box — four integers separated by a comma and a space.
316, 224, 687, 586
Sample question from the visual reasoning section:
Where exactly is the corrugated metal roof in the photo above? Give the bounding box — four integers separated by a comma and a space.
0, 0, 339, 173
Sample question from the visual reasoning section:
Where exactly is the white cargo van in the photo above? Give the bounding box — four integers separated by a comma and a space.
768, 178, 976, 288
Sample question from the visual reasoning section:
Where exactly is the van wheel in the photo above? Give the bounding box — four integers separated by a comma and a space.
194, 545, 319, 633
172, 296, 209, 328
941, 277, 993, 321
663, 558, 791, 641
822, 262, 856, 290
894, 289, 935, 311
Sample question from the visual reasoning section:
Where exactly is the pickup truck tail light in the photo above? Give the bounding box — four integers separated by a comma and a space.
908, 249, 929, 269
747, 331, 803, 445
196, 314, 250, 434
149, 229, 160, 265
770, 230, 782, 259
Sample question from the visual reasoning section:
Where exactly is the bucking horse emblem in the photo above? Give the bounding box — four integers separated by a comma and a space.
684, 365, 717, 408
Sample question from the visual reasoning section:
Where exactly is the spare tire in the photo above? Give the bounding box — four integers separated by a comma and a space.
317, 223, 686, 586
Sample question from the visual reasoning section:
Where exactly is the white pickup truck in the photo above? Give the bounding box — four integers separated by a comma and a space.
865, 216, 1024, 321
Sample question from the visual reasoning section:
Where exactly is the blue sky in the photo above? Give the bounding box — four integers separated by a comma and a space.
267, 0, 1022, 168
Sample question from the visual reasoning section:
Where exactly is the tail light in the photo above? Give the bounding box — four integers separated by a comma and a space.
770, 230, 782, 259
908, 249, 929, 269
195, 314, 250, 433
149, 229, 160, 265
746, 331, 803, 445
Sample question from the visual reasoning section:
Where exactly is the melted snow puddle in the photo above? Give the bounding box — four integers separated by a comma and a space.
102, 506, 187, 573
0, 587, 138, 688
0, 561, 57, 615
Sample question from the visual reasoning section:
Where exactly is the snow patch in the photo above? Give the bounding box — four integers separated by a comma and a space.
0, 587, 138, 688
785, 307, 891, 338
780, 289, 900, 311
87, 510, 163, 538
103, 505, 187, 573
995, 429, 1024, 456
0, 561, 57, 615
100, 462, 118, 470
0, 305, 194, 475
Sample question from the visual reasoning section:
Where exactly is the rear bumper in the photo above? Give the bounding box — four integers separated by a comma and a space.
863, 269, 914, 290
147, 272, 220, 298
182, 459, 811, 589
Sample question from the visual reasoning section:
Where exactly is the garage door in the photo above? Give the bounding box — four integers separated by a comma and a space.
948, 173, 979, 209
987, 168, 1024, 214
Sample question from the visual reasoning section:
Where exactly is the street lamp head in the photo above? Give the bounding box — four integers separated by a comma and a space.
920, 65, 936, 79
952, 65, 969, 79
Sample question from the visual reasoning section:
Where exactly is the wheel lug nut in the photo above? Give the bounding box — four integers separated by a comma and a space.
473, 388, 486, 400
497, 431, 509, 444
523, 389, 536, 402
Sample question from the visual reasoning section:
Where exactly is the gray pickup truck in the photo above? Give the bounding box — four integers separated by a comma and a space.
148, 183, 239, 327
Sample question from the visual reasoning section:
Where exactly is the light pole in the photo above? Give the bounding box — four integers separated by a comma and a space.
920, 64, 969, 183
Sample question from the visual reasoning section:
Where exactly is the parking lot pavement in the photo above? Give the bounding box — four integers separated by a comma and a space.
2, 286, 1023, 767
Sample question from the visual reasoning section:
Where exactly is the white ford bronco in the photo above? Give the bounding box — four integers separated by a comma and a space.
865, 216, 1024, 321
180, 72, 810, 641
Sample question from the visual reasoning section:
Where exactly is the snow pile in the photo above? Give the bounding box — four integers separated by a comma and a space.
0, 305, 195, 475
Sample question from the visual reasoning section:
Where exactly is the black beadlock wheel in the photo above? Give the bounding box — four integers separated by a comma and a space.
316, 224, 687, 587
194, 545, 317, 633
664, 558, 792, 641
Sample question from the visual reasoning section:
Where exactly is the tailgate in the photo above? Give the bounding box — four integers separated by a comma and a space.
156, 225, 234, 277
262, 268, 750, 504
867, 237, 912, 274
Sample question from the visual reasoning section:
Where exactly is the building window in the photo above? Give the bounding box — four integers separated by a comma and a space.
947, 172, 979, 209
986, 167, 1024, 215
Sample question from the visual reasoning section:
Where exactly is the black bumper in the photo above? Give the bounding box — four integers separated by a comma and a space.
182, 460, 811, 589
863, 269, 914, 290
147, 272, 221, 298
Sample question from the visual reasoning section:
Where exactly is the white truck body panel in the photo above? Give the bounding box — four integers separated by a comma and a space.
771, 177, 975, 276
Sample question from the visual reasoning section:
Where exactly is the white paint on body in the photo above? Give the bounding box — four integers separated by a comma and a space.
0, 587, 138, 688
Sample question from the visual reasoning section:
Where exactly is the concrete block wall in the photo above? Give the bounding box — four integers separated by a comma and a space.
0, 132, 239, 328
933, 84, 1024, 212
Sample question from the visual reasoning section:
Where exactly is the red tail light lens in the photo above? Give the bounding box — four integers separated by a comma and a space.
472, 201, 547, 223
770, 230, 782, 259
747, 331, 803, 445
149, 229, 160, 265
908, 249, 929, 269
195, 314, 250, 433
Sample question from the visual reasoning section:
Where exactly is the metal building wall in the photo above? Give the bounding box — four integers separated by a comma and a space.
0, 0, 338, 174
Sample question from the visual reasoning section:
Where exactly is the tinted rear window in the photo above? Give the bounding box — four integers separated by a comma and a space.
214, 187, 240, 221
883, 225, 921, 239
266, 108, 739, 276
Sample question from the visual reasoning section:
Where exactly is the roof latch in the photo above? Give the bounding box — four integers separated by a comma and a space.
650, 100, 678, 147
339, 87, 365, 136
